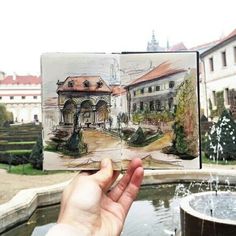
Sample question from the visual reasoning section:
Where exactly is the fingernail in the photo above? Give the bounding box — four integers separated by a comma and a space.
101, 158, 110, 168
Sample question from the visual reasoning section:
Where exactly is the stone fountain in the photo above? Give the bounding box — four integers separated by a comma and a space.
180, 191, 236, 236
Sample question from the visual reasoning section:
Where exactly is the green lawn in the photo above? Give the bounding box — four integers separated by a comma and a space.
7, 141, 36, 145
202, 152, 236, 165
0, 163, 46, 175
0, 150, 32, 155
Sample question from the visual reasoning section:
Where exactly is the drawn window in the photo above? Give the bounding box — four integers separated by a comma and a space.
133, 103, 137, 112
209, 57, 214, 71
148, 87, 152, 93
156, 99, 161, 111
149, 101, 154, 111
83, 80, 90, 87
133, 91, 136, 96
141, 88, 144, 94
168, 97, 174, 110
33, 96, 37, 99
140, 101, 144, 111
10, 96, 14, 100
0, 96, 2, 100
21, 96, 25, 99
169, 81, 175, 88
68, 80, 74, 87
96, 80, 103, 88
221, 51, 227, 67
156, 86, 160, 91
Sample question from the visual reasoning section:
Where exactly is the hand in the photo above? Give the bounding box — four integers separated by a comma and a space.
57, 158, 144, 236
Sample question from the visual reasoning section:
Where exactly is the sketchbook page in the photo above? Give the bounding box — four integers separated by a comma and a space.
41, 53, 122, 170
119, 52, 200, 170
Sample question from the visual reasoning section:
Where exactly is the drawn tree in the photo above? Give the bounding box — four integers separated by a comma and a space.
206, 110, 236, 161
173, 70, 198, 156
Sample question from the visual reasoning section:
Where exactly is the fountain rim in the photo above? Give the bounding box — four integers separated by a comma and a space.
1, 168, 236, 233
180, 191, 236, 225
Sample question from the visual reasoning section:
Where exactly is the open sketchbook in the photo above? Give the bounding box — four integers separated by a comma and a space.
41, 52, 201, 170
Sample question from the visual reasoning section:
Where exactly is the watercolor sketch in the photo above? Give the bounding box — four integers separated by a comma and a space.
41, 52, 200, 170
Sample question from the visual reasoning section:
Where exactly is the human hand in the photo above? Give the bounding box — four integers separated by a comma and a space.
56, 158, 143, 236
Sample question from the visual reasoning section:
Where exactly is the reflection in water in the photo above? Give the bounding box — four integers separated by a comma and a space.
2, 183, 236, 236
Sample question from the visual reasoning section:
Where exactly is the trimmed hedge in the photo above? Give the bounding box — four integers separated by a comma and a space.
0, 142, 36, 151
0, 151, 31, 165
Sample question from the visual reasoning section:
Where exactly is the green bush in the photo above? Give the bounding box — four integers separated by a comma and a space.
29, 135, 43, 170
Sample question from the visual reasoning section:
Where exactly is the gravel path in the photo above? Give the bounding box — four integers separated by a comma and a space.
0, 169, 76, 204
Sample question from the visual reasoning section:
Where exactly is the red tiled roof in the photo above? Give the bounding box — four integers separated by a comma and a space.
221, 28, 236, 42
57, 76, 112, 93
190, 39, 220, 51
111, 85, 126, 96
126, 61, 185, 87
201, 28, 236, 56
169, 42, 187, 51
0, 75, 41, 85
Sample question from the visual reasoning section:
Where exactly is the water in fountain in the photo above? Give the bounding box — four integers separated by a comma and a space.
189, 192, 236, 220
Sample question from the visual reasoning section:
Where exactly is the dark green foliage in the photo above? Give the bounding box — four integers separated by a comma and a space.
129, 127, 145, 145
0, 104, 13, 127
205, 110, 236, 161
66, 129, 87, 155
211, 91, 225, 118
173, 122, 188, 154
29, 135, 43, 170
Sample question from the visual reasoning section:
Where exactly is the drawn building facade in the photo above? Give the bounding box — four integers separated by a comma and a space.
125, 62, 186, 117
57, 76, 112, 127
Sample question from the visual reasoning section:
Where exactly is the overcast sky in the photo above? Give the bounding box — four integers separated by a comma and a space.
0, 0, 235, 75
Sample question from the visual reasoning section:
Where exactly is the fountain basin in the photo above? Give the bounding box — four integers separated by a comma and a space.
180, 191, 236, 236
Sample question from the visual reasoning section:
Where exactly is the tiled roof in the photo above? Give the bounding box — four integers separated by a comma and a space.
111, 85, 126, 96
0, 75, 41, 85
169, 42, 187, 51
57, 76, 112, 93
201, 28, 236, 56
126, 61, 185, 87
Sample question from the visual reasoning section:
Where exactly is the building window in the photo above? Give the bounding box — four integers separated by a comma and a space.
33, 96, 37, 99
133, 91, 136, 96
140, 88, 144, 94
10, 96, 14, 100
0, 96, 2, 100
156, 86, 160, 91
221, 51, 227, 67
133, 103, 137, 112
209, 57, 214, 71
169, 81, 175, 88
212, 91, 216, 106
21, 96, 25, 99
234, 46, 236, 63
224, 88, 229, 105
140, 101, 144, 111
148, 87, 152, 93
149, 101, 154, 111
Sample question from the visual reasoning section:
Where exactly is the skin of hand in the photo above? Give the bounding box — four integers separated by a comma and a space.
57, 158, 144, 236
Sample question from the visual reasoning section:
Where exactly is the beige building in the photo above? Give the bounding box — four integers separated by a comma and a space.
0, 74, 41, 123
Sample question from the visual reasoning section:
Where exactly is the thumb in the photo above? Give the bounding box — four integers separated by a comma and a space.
93, 158, 113, 190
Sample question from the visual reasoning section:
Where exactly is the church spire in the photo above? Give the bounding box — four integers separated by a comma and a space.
147, 30, 163, 51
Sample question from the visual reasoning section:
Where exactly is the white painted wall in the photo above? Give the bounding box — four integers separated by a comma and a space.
201, 39, 236, 117
0, 83, 41, 123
